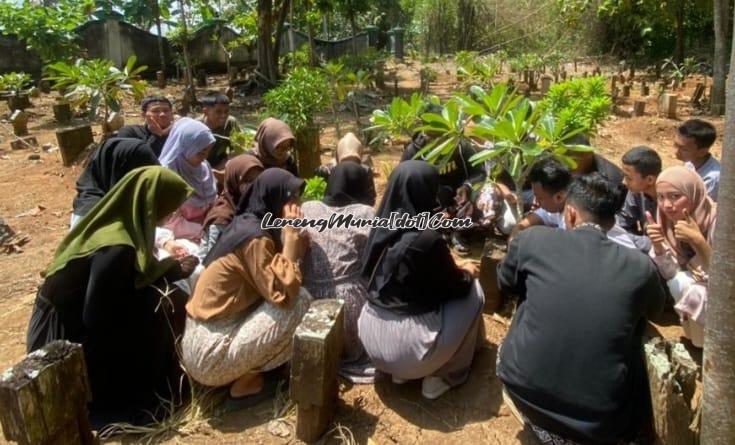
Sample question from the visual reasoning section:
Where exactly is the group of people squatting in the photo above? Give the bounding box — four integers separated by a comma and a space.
25, 93, 719, 445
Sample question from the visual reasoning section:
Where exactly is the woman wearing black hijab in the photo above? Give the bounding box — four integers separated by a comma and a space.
181, 168, 312, 407
71, 138, 160, 227
301, 162, 377, 383
357, 160, 485, 400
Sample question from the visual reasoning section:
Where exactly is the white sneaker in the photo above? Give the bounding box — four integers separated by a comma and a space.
392, 376, 408, 384
421, 376, 451, 399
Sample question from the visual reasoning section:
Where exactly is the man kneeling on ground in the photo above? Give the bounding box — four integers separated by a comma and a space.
497, 173, 666, 445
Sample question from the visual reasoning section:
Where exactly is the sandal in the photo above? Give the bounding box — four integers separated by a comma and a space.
224, 377, 283, 412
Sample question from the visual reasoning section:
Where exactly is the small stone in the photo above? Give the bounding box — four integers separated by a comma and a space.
28, 154, 40, 161
42, 143, 53, 151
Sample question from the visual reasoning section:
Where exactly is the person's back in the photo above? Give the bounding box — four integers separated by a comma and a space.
497, 174, 666, 444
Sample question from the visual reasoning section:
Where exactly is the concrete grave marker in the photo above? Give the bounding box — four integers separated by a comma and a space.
0, 340, 95, 445
56, 124, 94, 166
10, 110, 29, 136
291, 299, 344, 443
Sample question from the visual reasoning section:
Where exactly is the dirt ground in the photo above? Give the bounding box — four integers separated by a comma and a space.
0, 61, 719, 444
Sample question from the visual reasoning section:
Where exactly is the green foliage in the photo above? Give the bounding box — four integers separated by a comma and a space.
661, 57, 707, 82
538, 76, 611, 135
263, 68, 331, 133
280, 44, 313, 71
46, 56, 148, 119
302, 176, 328, 201
337, 49, 387, 76
226, 10, 258, 49
0, 72, 32, 96
366, 93, 426, 144
229, 124, 258, 155
0, 0, 94, 63
456, 51, 502, 87
402, 82, 604, 213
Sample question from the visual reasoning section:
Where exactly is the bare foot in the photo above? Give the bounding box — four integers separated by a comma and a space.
229, 372, 264, 398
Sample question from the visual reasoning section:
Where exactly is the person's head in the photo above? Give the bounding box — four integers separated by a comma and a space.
674, 119, 716, 163
655, 166, 711, 223
141, 95, 173, 129
255, 118, 296, 166
563, 173, 623, 230
565, 134, 595, 174
621, 146, 662, 194
159, 117, 216, 169
529, 158, 572, 213
336, 132, 364, 163
379, 160, 439, 217
201, 93, 231, 129
223, 154, 265, 205
237, 168, 305, 218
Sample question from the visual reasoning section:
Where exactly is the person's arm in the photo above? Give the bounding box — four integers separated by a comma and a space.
616, 191, 641, 234
509, 212, 544, 239
498, 231, 525, 297
642, 261, 667, 319
241, 236, 302, 308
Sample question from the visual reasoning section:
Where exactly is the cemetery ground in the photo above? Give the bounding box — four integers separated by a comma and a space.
0, 62, 723, 444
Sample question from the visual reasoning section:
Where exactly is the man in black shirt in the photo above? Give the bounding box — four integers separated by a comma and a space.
497, 173, 665, 444
116, 96, 173, 156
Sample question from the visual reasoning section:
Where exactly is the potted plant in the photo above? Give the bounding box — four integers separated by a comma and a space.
263, 67, 331, 177
0, 72, 33, 111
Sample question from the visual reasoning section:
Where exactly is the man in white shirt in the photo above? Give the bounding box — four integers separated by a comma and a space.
512, 159, 641, 250
674, 119, 720, 201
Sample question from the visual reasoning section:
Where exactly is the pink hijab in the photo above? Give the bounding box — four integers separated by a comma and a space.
656, 166, 717, 263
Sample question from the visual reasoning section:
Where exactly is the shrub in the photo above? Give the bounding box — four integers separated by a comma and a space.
538, 76, 611, 135
302, 176, 327, 201
263, 68, 331, 133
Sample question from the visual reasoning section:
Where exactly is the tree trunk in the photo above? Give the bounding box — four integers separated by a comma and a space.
712, 0, 729, 115
701, 6, 735, 444
178, 0, 196, 102
257, 0, 277, 83
273, 0, 291, 77
674, 0, 686, 63
350, 15, 358, 57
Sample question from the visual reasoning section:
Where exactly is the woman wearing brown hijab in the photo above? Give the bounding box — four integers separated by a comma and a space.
647, 166, 717, 347
199, 154, 265, 257
247, 117, 298, 176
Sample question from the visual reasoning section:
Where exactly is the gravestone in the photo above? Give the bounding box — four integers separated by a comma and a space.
229, 67, 238, 81
561, 70, 567, 81
479, 238, 506, 314
52, 102, 72, 124
7, 94, 30, 112
644, 337, 700, 445
690, 83, 705, 105
10, 137, 38, 151
0, 340, 95, 445
540, 75, 552, 95
660, 94, 678, 119
291, 299, 344, 443
641, 81, 649, 96
104, 112, 124, 134
633, 100, 646, 117
622, 84, 631, 98
28, 87, 40, 99
610, 77, 617, 92
10, 110, 28, 136
226, 87, 234, 102
156, 71, 166, 89
55, 124, 93, 166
